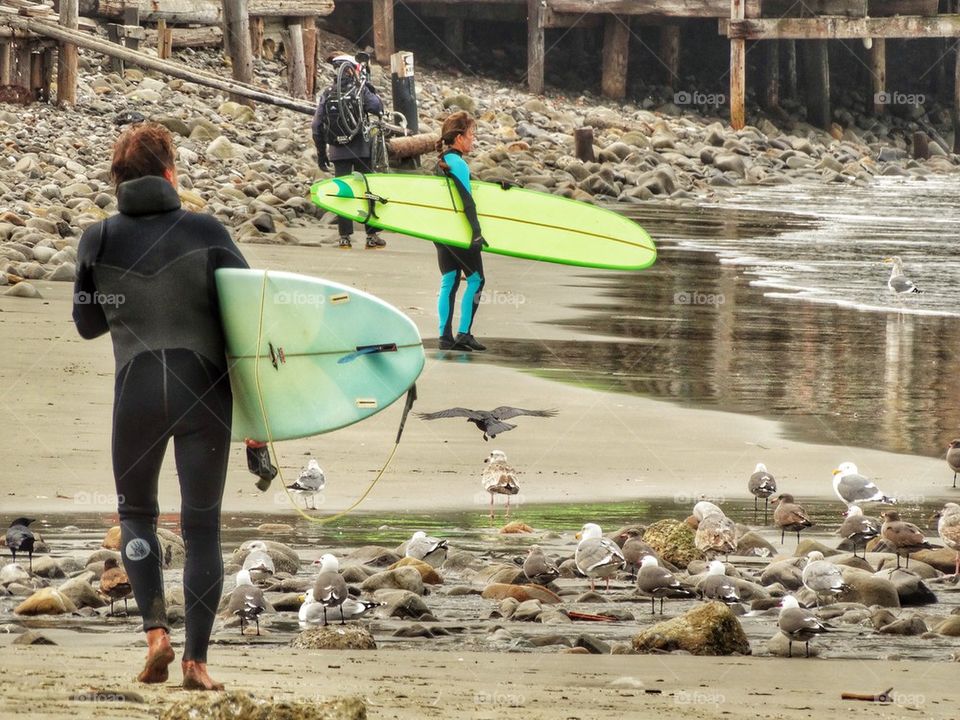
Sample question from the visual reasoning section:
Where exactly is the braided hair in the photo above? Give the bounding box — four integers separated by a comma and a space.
436, 111, 476, 172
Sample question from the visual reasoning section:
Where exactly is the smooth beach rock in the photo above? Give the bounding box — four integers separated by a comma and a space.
371, 588, 429, 619
642, 520, 702, 567
493, 597, 519, 619
290, 625, 376, 651
735, 531, 776, 557
59, 573, 106, 609
632, 602, 751, 656
233, 540, 299, 574
361, 567, 425, 596
481, 583, 563, 604
102, 526, 121, 550
12, 630, 56, 646
0, 563, 31, 586
897, 549, 956, 574
934, 616, 960, 636
876, 557, 937, 578
15, 587, 78, 615
795, 539, 840, 557
830, 555, 875, 573
160, 690, 366, 720
838, 567, 900, 608
346, 545, 401, 567
874, 568, 938, 606
877, 616, 928, 635
760, 559, 803, 591
476, 563, 526, 585
4, 282, 42, 298
512, 599, 544, 621
157, 528, 186, 569
30, 556, 64, 579
575, 634, 610, 654
500, 521, 534, 534
387, 557, 443, 584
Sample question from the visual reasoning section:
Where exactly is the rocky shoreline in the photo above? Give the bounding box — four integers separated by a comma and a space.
3, 27, 960, 300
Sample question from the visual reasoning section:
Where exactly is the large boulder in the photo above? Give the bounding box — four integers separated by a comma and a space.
909, 548, 960, 574
59, 573, 106, 609
735, 531, 776, 558
632, 602, 751, 655
15, 587, 78, 616
360, 567, 425, 596
475, 563, 526, 585
642, 520, 702, 567
874, 569, 938, 606
372, 588, 429, 619
387, 557, 442, 584
760, 559, 804, 591
345, 546, 401, 567
290, 626, 376, 651
839, 567, 900, 608
159, 690, 366, 720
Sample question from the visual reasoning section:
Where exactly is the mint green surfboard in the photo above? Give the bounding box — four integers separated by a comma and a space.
216, 268, 424, 442
310, 173, 656, 271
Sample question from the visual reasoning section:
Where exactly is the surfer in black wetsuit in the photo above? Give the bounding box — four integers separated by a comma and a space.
73, 123, 247, 691
435, 111, 488, 352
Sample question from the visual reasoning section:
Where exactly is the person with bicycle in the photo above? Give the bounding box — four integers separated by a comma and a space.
435, 111, 487, 352
312, 53, 386, 249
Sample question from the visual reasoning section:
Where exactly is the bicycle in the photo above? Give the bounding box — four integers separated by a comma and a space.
367, 110, 409, 173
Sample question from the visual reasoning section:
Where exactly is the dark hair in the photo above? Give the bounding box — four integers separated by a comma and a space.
111, 122, 176, 187
435, 111, 476, 154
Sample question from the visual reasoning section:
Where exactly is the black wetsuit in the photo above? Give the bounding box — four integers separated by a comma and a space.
72, 175, 247, 662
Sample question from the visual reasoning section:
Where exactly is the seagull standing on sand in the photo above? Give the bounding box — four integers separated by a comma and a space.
405, 531, 448, 568
98, 557, 132, 616
698, 560, 741, 605
935, 503, 960, 576
837, 505, 880, 559
5, 518, 36, 571
882, 256, 923, 295
832, 462, 895, 506
636, 555, 696, 614
416, 405, 558, 441
801, 551, 848, 607
225, 569, 270, 635
312, 553, 349, 625
880, 510, 932, 569
575, 523, 625, 592
523, 545, 559, 585
778, 595, 830, 658
773, 493, 814, 545
946, 440, 960, 489
748, 463, 777, 523
482, 450, 520, 519
286, 459, 325, 509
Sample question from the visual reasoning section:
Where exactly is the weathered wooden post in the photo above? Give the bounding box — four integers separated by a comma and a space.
729, 0, 745, 130
527, 0, 544, 95
157, 19, 173, 59
762, 41, 779, 111
390, 50, 419, 134
801, 40, 830, 129
372, 0, 395, 64
870, 38, 886, 115
124, 5, 140, 54
283, 18, 307, 99
58, 0, 78, 105
303, 21, 318, 98
40, 49, 54, 102
0, 43, 11, 85
14, 42, 31, 87
601, 15, 629, 100
445, 17, 465, 58
660, 25, 680, 90
249, 16, 264, 59
954, 45, 960, 153
106, 23, 125, 74
574, 127, 595, 162
223, 0, 253, 103
784, 40, 797, 100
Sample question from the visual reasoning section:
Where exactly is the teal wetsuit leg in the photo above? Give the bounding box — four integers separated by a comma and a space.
458, 271, 485, 334
438, 269, 459, 338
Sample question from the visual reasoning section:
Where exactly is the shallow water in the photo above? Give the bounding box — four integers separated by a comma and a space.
457, 179, 960, 458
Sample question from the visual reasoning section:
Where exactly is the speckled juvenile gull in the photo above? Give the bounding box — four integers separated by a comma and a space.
832, 462, 895, 506
698, 560, 740, 605
405, 530, 448, 568
778, 595, 830, 658
748, 463, 777, 523
936, 503, 960, 575
636, 555, 696, 614
882, 256, 923, 295
801, 551, 848, 607
312, 553, 348, 625
98, 557, 132, 615
575, 522, 625, 592
692, 501, 723, 522
880, 510, 932, 569
286, 458, 325, 510
836, 505, 880, 559
481, 450, 519, 519
773, 493, 814, 545
523, 545, 559, 585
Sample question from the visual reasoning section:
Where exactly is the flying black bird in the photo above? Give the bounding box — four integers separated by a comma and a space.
6, 517, 36, 572
415, 406, 558, 440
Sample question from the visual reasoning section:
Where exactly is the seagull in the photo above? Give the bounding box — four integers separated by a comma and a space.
694, 511, 738, 560
748, 463, 777, 523
523, 545, 559, 585
242, 541, 275, 582
880, 510, 932, 569
575, 522, 625, 592
98, 557, 132, 616
415, 406, 558, 441
482, 450, 520, 519
620, 529, 656, 578
832, 462, 895, 506
946, 440, 960, 489
935, 503, 960, 576
286, 459, 325, 509
698, 560, 741, 605
5, 518, 36, 572
836, 505, 880, 559
636, 555, 696, 614
225, 569, 270, 635
773, 493, 814, 545
882, 256, 923, 295
405, 531, 448, 568
778, 595, 830, 658
801, 551, 848, 607
312, 554, 348, 625
299, 589, 379, 627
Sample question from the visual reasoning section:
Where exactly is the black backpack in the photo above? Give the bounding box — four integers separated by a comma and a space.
322, 79, 363, 146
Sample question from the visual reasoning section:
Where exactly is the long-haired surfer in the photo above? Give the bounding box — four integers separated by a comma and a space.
72, 122, 247, 691
435, 111, 488, 352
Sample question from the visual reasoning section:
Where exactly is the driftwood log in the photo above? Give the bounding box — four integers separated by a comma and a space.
76, 0, 334, 24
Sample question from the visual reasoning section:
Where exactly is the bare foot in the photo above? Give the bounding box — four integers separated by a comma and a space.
137, 628, 174, 683
181, 661, 225, 691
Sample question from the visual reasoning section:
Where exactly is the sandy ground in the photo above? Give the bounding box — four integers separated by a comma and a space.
0, 226, 952, 517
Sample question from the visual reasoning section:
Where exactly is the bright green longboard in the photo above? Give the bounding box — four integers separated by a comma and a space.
310, 173, 656, 271
216, 268, 424, 442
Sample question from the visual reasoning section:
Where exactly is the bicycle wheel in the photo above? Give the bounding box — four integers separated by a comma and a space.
371, 129, 390, 173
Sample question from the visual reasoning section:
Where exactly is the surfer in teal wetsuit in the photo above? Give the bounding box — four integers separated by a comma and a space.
435, 111, 488, 352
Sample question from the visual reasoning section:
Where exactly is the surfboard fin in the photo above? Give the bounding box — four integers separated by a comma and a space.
395, 383, 418, 444
337, 343, 399, 364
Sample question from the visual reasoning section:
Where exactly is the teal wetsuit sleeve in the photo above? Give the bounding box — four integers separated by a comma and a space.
442, 152, 482, 238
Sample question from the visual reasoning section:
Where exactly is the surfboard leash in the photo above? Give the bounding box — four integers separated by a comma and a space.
252, 270, 415, 524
